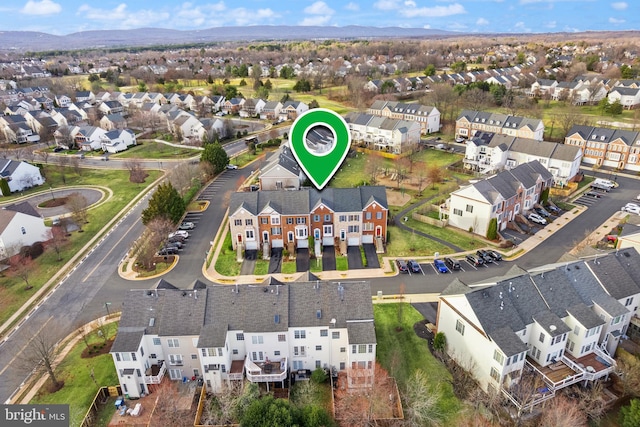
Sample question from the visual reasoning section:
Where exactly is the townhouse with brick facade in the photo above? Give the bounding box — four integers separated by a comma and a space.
564, 125, 640, 172
111, 278, 376, 397
366, 100, 440, 135
228, 187, 388, 256
456, 110, 544, 141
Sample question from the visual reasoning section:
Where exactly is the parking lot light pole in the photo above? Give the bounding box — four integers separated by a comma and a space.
105, 302, 111, 317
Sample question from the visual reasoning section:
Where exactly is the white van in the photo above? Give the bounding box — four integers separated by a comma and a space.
593, 178, 615, 189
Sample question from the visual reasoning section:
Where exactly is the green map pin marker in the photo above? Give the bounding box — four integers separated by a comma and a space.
289, 108, 351, 190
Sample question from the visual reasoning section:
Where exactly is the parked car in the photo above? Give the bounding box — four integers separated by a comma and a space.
487, 250, 503, 261
434, 259, 448, 273
476, 250, 493, 264
622, 205, 640, 215
226, 164, 238, 170
455, 136, 465, 143
407, 260, 421, 274
444, 257, 461, 271
585, 191, 602, 198
625, 203, 640, 209
546, 204, 561, 214
465, 254, 484, 267
169, 230, 189, 239
168, 235, 185, 244
166, 241, 183, 249
53, 146, 64, 152
179, 221, 195, 230
527, 213, 547, 225
158, 247, 178, 255
396, 259, 409, 273
534, 207, 550, 217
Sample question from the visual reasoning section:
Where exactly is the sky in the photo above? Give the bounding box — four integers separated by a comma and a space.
0, 0, 637, 35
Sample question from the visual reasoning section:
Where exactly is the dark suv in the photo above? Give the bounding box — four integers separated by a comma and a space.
466, 254, 484, 267
444, 257, 461, 271
407, 260, 421, 273
487, 250, 503, 261
476, 250, 493, 263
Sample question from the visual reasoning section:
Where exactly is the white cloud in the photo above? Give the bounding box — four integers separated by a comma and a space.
77, 4, 169, 28
174, 2, 226, 27
373, 0, 401, 11
476, 17, 489, 26
21, 0, 61, 15
609, 17, 625, 23
299, 15, 332, 26
423, 24, 431, 29
345, 2, 360, 11
404, 0, 417, 7
227, 8, 278, 26
545, 20, 557, 28
513, 21, 532, 32
611, 2, 627, 10
304, 1, 334, 15
400, 3, 466, 18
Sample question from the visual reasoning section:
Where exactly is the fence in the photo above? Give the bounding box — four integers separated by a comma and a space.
412, 211, 448, 228
80, 385, 121, 427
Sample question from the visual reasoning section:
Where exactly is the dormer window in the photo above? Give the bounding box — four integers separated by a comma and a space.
601, 136, 605, 141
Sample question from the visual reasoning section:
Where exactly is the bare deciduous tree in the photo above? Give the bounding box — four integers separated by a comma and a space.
124, 158, 148, 183
538, 395, 587, 427
149, 381, 194, 427
46, 225, 67, 261
403, 369, 445, 426
427, 164, 444, 189
21, 328, 63, 391
168, 162, 200, 196
9, 254, 36, 288
67, 192, 89, 230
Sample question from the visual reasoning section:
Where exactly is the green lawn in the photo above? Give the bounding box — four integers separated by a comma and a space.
282, 260, 297, 274
113, 140, 201, 159
0, 167, 161, 326
329, 153, 368, 188
254, 259, 269, 276
374, 304, 461, 423
386, 226, 457, 257
31, 326, 119, 427
214, 232, 241, 276
309, 257, 323, 272
336, 256, 348, 271
402, 217, 488, 252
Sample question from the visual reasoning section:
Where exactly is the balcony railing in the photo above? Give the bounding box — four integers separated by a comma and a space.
244, 357, 288, 383
144, 362, 166, 385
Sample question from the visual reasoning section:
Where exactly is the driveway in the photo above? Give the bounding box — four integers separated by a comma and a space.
347, 246, 364, 269
268, 248, 283, 274
296, 248, 310, 272
322, 246, 336, 271
240, 250, 257, 275
412, 302, 439, 323
362, 244, 380, 268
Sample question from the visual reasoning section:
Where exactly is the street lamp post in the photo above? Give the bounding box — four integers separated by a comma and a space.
105, 302, 112, 317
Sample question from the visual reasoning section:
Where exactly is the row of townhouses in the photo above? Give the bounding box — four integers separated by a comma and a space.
446, 160, 553, 237
437, 248, 640, 411
110, 279, 376, 398
344, 112, 421, 154
529, 77, 640, 108
565, 125, 640, 172
365, 100, 441, 135
456, 110, 545, 142
463, 132, 583, 184
228, 186, 388, 256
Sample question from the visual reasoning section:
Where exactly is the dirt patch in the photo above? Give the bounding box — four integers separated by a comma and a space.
38, 197, 68, 208
81, 338, 114, 359
385, 189, 411, 207
414, 319, 436, 354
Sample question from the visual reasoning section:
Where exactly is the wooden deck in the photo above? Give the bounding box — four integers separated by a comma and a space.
528, 351, 612, 386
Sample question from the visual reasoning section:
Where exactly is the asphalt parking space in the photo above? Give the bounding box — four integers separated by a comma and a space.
240, 250, 257, 275
268, 248, 283, 274
322, 246, 336, 271
296, 248, 310, 272
347, 246, 364, 269
363, 244, 380, 268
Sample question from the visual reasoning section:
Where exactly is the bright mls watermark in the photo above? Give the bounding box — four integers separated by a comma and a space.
1, 404, 69, 426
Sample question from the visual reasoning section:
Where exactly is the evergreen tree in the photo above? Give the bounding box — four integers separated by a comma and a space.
141, 182, 185, 225
201, 143, 229, 174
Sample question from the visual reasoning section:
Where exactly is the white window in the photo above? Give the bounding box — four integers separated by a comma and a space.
246, 229, 255, 240
320, 329, 328, 337
332, 331, 340, 339
295, 227, 308, 238
466, 204, 474, 213
245, 219, 253, 226
323, 225, 333, 235
167, 338, 179, 348
153, 338, 161, 346
324, 214, 331, 222
455, 319, 465, 335
169, 354, 183, 365
294, 330, 306, 339
453, 208, 463, 216
493, 349, 504, 365
376, 212, 383, 220
234, 219, 242, 226
271, 216, 280, 225
490, 367, 500, 382
236, 333, 244, 341
251, 336, 264, 344
296, 217, 306, 224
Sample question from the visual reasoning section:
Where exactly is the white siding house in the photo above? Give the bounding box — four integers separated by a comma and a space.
0, 202, 50, 259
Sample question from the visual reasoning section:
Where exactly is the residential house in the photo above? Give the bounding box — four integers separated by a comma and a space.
366, 101, 440, 135
73, 126, 108, 151
55, 95, 72, 108
75, 91, 95, 104
447, 161, 553, 235
456, 110, 544, 141
528, 78, 558, 98
210, 95, 225, 112
564, 125, 640, 172
436, 248, 640, 412
0, 159, 45, 194
98, 100, 125, 117
111, 279, 376, 397
463, 133, 583, 185
279, 101, 309, 121
199, 118, 227, 140
170, 113, 205, 143
616, 223, 640, 254
345, 112, 421, 154
0, 202, 50, 259
260, 101, 283, 121
608, 87, 640, 109
228, 186, 388, 255
100, 129, 136, 153
239, 98, 266, 118
222, 98, 245, 115
99, 114, 127, 131
259, 144, 306, 191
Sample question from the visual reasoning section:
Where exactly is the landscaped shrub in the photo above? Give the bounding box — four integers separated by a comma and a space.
486, 218, 498, 240
433, 332, 447, 351
311, 368, 328, 384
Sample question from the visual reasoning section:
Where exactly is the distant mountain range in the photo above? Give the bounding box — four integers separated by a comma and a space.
0, 26, 457, 52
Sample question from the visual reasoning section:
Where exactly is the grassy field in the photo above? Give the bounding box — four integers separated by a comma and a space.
113, 140, 201, 159
214, 231, 241, 276
336, 256, 348, 271
403, 217, 489, 252
254, 259, 269, 275
374, 304, 461, 423
31, 325, 119, 427
0, 167, 161, 326
386, 226, 458, 257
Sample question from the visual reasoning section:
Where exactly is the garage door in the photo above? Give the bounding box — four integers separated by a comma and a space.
246, 241, 258, 250
347, 237, 360, 246
272, 239, 284, 248
362, 235, 374, 244
322, 236, 333, 246
297, 239, 309, 248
